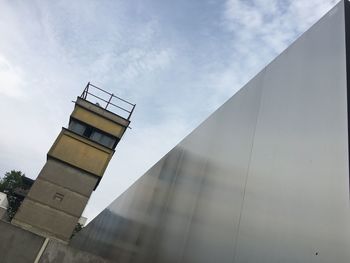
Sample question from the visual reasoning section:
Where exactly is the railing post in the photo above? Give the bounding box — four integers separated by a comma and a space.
128, 104, 136, 120
81, 82, 90, 99
105, 93, 113, 109
85, 82, 90, 99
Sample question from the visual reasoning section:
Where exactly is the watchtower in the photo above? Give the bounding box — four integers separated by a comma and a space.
12, 83, 135, 241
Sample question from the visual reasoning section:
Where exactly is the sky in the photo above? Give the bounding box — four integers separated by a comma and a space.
0, 0, 339, 221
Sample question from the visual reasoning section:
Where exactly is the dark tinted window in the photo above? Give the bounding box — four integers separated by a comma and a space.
68, 119, 117, 149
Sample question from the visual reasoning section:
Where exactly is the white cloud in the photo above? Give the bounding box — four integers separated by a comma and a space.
0, 55, 25, 98
223, 0, 338, 54
224, 0, 265, 30
206, 0, 339, 112
118, 48, 175, 81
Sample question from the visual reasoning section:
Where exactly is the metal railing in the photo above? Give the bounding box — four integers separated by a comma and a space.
80, 82, 136, 120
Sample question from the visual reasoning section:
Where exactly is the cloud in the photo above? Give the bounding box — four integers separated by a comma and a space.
0, 55, 25, 98
224, 0, 265, 31
117, 48, 175, 81
200, 0, 339, 111
222, 0, 338, 54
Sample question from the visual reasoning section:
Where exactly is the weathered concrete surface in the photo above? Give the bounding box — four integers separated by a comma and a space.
0, 220, 44, 263
12, 198, 79, 242
39, 240, 113, 263
27, 179, 89, 217
36, 159, 98, 197
13, 159, 98, 242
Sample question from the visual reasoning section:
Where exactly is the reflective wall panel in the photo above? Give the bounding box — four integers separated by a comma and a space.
234, 2, 350, 262
71, 1, 350, 262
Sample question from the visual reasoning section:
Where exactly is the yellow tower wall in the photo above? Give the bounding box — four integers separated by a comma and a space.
48, 129, 113, 177
71, 106, 126, 138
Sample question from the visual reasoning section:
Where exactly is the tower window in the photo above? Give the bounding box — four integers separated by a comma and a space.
91, 130, 116, 148
68, 121, 85, 135
83, 126, 93, 138
68, 119, 118, 149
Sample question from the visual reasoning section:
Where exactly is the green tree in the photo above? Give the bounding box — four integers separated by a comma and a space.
0, 170, 25, 219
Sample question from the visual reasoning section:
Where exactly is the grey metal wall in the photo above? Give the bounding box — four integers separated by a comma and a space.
71, 1, 350, 262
